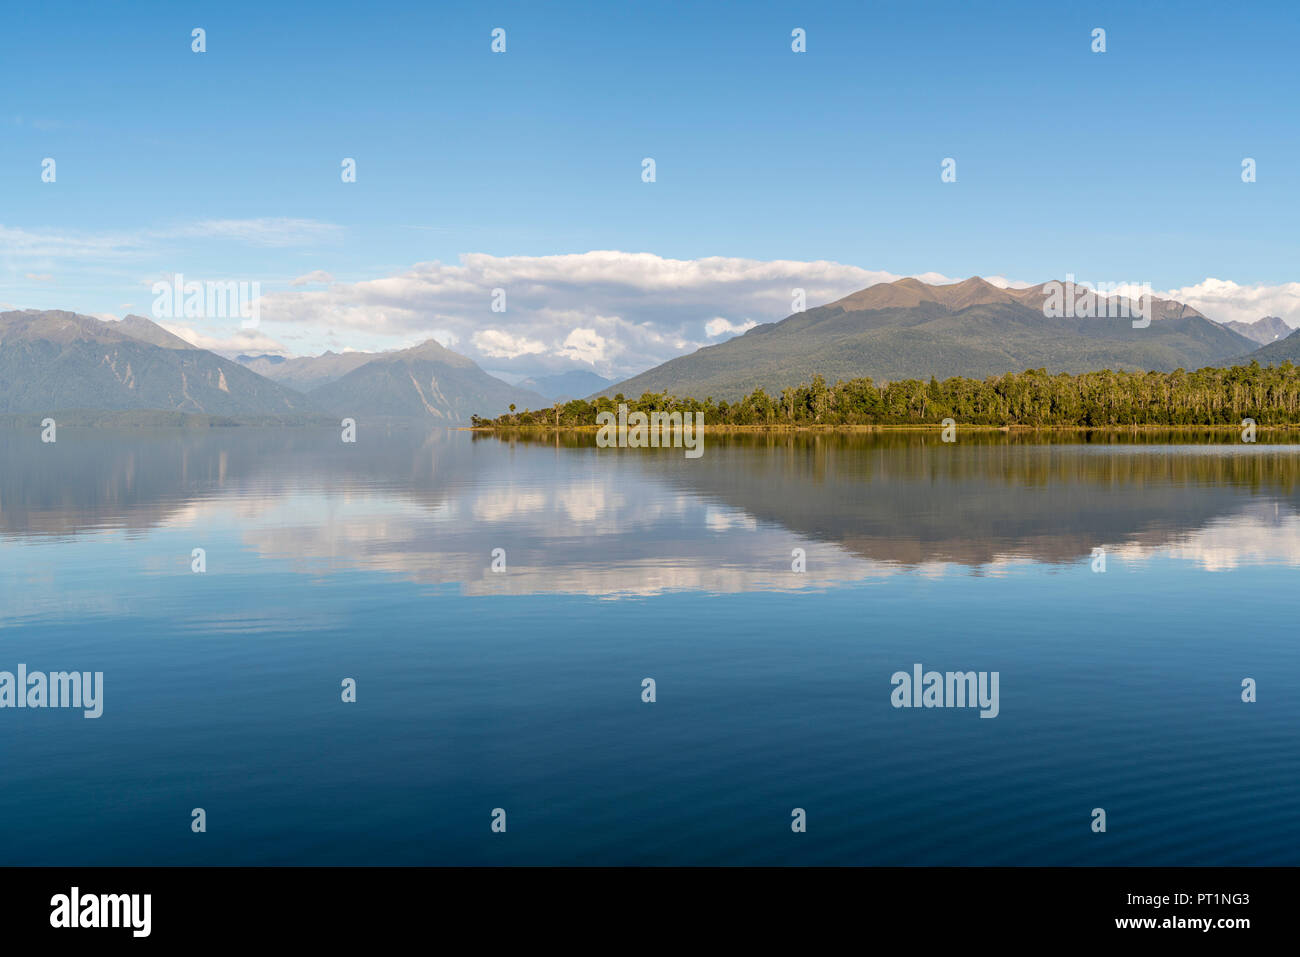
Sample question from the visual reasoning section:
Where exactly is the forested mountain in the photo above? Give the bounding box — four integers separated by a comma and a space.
484, 361, 1300, 428
1241, 327, 1300, 366
603, 277, 1257, 401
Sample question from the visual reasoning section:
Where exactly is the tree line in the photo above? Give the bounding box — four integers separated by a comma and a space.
472, 361, 1300, 428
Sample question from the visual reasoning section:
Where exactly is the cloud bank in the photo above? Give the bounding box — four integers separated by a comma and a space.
256, 251, 954, 378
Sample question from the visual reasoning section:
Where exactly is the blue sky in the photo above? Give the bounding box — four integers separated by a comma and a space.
4, 0, 1299, 377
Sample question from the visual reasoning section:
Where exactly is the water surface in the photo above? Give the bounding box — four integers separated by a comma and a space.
1, 427, 1296, 864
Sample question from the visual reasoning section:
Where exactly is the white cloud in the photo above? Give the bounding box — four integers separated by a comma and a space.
705, 316, 758, 337
557, 327, 608, 364
0, 224, 145, 260
0, 218, 342, 267
258, 250, 904, 378
290, 270, 335, 286
1156, 278, 1300, 329
161, 323, 292, 356
471, 328, 547, 359
983, 275, 1035, 290
24, 272, 53, 282
174, 218, 343, 247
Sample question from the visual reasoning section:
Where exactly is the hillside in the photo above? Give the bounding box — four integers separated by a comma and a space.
602, 277, 1257, 402
114, 314, 200, 350
1240, 327, 1300, 366
0, 310, 311, 415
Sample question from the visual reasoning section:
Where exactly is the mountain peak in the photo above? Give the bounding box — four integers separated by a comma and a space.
833, 275, 1015, 313
389, 337, 476, 367
115, 314, 197, 350
936, 276, 1016, 310
1220, 314, 1293, 344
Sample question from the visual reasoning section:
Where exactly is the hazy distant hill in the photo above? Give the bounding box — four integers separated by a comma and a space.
1219, 315, 1292, 345
238, 350, 375, 392
308, 338, 543, 422
0, 310, 310, 415
518, 369, 612, 401
603, 277, 1257, 401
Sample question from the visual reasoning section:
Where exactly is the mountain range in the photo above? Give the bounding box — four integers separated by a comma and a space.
602, 277, 1269, 401
0, 310, 310, 415
0, 310, 540, 422
3, 278, 1296, 421
238, 350, 375, 391
516, 370, 613, 401
1221, 315, 1291, 345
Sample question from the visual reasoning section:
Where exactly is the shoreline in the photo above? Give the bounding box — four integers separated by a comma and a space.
462, 423, 1300, 433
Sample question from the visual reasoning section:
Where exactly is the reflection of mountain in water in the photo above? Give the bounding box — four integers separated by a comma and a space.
5, 428, 1300, 593
490, 431, 1300, 568
0, 426, 463, 539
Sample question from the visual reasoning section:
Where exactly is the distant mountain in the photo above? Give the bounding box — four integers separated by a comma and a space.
0, 310, 311, 415
602, 277, 1258, 401
308, 338, 544, 422
1220, 315, 1292, 345
517, 369, 613, 401
238, 350, 373, 392
1240, 326, 1300, 366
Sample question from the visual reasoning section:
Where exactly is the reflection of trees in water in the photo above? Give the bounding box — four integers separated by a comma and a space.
487, 429, 1300, 491
5, 428, 1300, 569
487, 430, 1300, 566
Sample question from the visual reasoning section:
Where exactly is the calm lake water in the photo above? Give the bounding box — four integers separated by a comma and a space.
1, 426, 1297, 865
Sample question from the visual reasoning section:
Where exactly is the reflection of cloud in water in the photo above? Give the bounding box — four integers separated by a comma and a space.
470, 490, 548, 523
227, 484, 880, 597
6, 430, 1300, 602
1113, 504, 1300, 572
705, 506, 757, 532
179, 486, 1300, 597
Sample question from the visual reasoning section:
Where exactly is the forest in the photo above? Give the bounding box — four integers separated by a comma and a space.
471, 361, 1300, 428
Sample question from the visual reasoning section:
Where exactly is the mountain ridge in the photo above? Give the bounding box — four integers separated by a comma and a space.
601, 277, 1256, 401
0, 310, 538, 423
0, 310, 310, 415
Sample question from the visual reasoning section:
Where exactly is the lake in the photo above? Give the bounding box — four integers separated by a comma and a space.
1, 426, 1297, 864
